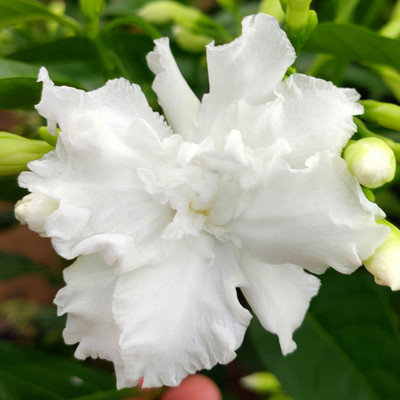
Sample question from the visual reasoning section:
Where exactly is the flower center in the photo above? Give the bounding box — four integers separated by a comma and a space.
139, 130, 262, 242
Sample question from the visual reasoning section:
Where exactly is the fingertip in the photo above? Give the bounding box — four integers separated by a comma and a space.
161, 374, 221, 400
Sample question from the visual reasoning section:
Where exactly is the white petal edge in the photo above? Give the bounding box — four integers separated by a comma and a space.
112, 237, 252, 388
229, 149, 389, 275
194, 13, 295, 142
147, 38, 201, 140
19, 119, 175, 266
240, 251, 320, 354
54, 255, 125, 382
36, 67, 171, 145
267, 73, 364, 167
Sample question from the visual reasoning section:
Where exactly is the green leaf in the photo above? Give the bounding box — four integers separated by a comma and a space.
103, 33, 155, 84
6, 37, 106, 90
304, 22, 400, 70
0, 341, 123, 399
249, 269, 400, 400
0, 0, 82, 33
0, 175, 27, 202
0, 58, 41, 109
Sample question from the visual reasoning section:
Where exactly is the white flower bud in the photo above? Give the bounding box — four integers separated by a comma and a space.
343, 137, 396, 189
364, 220, 400, 291
15, 193, 59, 236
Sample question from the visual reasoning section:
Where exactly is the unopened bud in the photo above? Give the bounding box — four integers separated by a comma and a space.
360, 100, 400, 132
260, 0, 285, 23
139, 1, 201, 24
172, 25, 212, 52
364, 220, 400, 291
343, 137, 396, 189
240, 372, 282, 395
286, 0, 312, 30
0, 132, 53, 176
15, 193, 59, 236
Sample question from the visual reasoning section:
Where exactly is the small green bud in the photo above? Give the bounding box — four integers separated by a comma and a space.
139, 1, 228, 40
284, 0, 317, 52
139, 1, 202, 25
360, 100, 400, 131
79, 0, 105, 22
0, 132, 54, 176
286, 0, 312, 30
343, 137, 396, 189
259, 0, 285, 23
364, 220, 400, 291
172, 25, 213, 52
240, 372, 282, 395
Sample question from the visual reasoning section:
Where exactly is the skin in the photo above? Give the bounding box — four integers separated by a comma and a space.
128, 374, 222, 400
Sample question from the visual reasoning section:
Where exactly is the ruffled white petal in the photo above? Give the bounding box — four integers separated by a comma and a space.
36, 67, 171, 142
112, 237, 252, 388
195, 13, 295, 141
229, 149, 389, 275
266, 74, 364, 167
54, 255, 125, 381
19, 118, 177, 267
240, 252, 320, 354
147, 38, 201, 139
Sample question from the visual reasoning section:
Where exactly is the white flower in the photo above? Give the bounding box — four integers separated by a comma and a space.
17, 13, 388, 389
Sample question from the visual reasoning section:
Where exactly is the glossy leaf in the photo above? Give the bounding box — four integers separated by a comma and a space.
0, 58, 41, 109
6, 37, 106, 90
249, 269, 400, 400
304, 22, 400, 69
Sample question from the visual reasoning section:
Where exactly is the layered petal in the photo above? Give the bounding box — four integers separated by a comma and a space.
112, 237, 252, 388
147, 38, 201, 139
195, 13, 295, 141
19, 118, 178, 266
240, 251, 320, 354
54, 255, 125, 382
266, 74, 363, 167
229, 149, 389, 274
35, 67, 171, 141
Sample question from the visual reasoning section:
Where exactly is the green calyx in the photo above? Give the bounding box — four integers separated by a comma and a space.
0, 132, 54, 176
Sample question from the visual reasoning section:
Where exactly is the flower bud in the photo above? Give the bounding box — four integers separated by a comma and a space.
172, 25, 213, 52
286, 0, 312, 30
139, 0, 227, 40
364, 220, 400, 291
15, 193, 59, 236
284, 0, 317, 52
343, 137, 396, 189
240, 372, 282, 395
360, 100, 400, 132
0, 132, 54, 176
260, 0, 285, 23
139, 1, 202, 25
